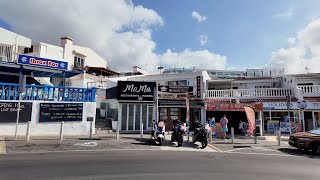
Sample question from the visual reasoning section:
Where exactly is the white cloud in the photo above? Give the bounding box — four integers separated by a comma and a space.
160, 49, 227, 70
199, 34, 208, 46
288, 37, 296, 45
192, 11, 207, 23
264, 18, 320, 74
273, 7, 294, 18
0, 0, 227, 74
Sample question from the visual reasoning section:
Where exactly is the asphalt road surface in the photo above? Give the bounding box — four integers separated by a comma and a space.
0, 150, 319, 180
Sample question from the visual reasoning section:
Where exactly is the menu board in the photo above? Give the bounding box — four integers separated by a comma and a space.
39, 103, 83, 122
0, 102, 32, 123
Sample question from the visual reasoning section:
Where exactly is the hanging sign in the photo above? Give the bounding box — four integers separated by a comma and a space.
18, 54, 68, 70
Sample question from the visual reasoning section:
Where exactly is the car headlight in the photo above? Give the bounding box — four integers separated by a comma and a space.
297, 137, 310, 141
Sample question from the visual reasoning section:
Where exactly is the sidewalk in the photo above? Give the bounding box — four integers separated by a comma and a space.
3, 134, 160, 154
208, 135, 291, 154
1, 133, 292, 155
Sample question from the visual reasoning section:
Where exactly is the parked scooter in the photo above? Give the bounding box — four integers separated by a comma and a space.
192, 121, 208, 149
171, 120, 187, 147
151, 120, 165, 146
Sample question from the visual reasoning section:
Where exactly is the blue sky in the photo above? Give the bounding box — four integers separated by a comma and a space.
1, 0, 320, 73
133, 0, 320, 69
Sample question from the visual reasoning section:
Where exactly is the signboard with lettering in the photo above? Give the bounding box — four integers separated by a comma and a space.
18, 54, 68, 70
196, 76, 201, 97
206, 102, 263, 111
263, 102, 320, 110
0, 102, 32, 123
117, 81, 156, 101
39, 103, 83, 122
158, 85, 193, 94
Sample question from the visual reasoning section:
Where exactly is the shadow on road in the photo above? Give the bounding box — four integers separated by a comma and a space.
131, 138, 202, 149
278, 148, 320, 159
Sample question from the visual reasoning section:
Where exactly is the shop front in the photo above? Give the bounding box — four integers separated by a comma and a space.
116, 81, 156, 131
262, 101, 320, 134
205, 101, 263, 134
158, 85, 205, 131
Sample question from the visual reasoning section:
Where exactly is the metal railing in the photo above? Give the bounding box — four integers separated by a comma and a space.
0, 83, 96, 102
205, 88, 294, 99
298, 85, 320, 96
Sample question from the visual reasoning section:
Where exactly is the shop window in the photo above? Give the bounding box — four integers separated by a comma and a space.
159, 108, 168, 121
128, 104, 134, 130
135, 105, 141, 130
315, 112, 320, 128
170, 108, 179, 120
142, 105, 147, 130
121, 104, 127, 130
148, 106, 153, 129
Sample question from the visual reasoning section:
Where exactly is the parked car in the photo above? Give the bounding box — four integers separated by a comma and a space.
289, 128, 320, 155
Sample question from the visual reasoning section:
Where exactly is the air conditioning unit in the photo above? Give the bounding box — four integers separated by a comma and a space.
230, 98, 239, 104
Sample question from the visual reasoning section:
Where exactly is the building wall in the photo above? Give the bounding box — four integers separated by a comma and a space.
64, 44, 107, 70
0, 101, 96, 136
0, 27, 31, 47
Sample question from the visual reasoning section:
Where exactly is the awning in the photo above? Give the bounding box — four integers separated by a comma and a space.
86, 67, 120, 76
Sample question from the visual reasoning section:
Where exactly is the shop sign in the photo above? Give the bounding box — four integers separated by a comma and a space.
117, 81, 156, 101
196, 76, 201, 97
206, 102, 263, 111
0, 102, 32, 123
18, 54, 68, 70
158, 85, 193, 93
263, 101, 320, 110
39, 103, 83, 122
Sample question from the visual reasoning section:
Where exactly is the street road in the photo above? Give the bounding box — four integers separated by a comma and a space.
0, 150, 319, 180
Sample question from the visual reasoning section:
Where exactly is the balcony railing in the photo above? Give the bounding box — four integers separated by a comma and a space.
205, 88, 293, 99
298, 85, 320, 97
0, 83, 96, 102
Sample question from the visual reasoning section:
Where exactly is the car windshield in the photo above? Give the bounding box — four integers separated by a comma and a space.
308, 129, 320, 135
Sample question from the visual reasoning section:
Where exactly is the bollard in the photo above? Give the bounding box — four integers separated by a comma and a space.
60, 121, 64, 141
140, 123, 143, 140
89, 121, 93, 140
116, 121, 120, 140
231, 127, 235, 144
26, 121, 31, 141
209, 128, 212, 143
278, 130, 281, 146
254, 135, 257, 144
187, 127, 190, 142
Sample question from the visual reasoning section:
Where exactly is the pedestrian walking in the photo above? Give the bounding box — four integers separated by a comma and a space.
220, 115, 228, 140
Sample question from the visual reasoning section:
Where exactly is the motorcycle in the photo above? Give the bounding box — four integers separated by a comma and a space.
151, 120, 165, 146
171, 120, 187, 147
192, 121, 208, 149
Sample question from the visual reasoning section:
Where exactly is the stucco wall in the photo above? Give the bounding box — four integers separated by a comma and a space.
0, 101, 96, 136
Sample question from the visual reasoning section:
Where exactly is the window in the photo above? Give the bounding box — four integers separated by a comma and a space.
23, 45, 33, 54
74, 56, 85, 69
167, 80, 187, 86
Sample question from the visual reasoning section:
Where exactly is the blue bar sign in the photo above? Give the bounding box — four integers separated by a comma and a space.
18, 54, 68, 70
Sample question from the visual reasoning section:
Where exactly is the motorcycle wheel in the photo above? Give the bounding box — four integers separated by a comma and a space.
201, 138, 208, 149
177, 137, 183, 147
158, 137, 163, 146
171, 135, 174, 142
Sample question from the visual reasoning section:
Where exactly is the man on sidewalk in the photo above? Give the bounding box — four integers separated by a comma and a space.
220, 115, 228, 140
